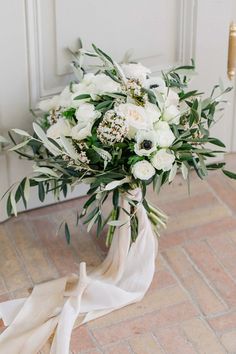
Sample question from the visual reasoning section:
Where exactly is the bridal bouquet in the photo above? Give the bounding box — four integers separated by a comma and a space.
3, 43, 234, 243
2, 42, 236, 354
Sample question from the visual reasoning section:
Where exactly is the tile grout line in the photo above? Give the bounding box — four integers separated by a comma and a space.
204, 238, 236, 287
4, 222, 34, 295
87, 283, 187, 331
181, 246, 230, 312
206, 178, 236, 219
26, 216, 60, 281
160, 252, 209, 318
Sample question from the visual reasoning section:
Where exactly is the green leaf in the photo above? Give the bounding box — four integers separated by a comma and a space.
33, 166, 58, 178
179, 90, 199, 101
60, 135, 79, 160
96, 214, 103, 237
73, 94, 91, 100
95, 100, 113, 111
65, 222, 71, 244
33, 123, 61, 156
10, 191, 17, 216
24, 177, 30, 203
11, 128, 31, 137
208, 138, 226, 148
222, 169, 236, 179
0, 135, 9, 144
104, 70, 121, 83
206, 162, 225, 170
9, 139, 30, 151
38, 182, 45, 202
112, 189, 119, 208
181, 162, 189, 180
107, 220, 124, 227
7, 194, 12, 216
153, 173, 163, 194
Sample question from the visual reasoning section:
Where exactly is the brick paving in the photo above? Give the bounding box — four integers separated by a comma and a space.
0, 153, 236, 353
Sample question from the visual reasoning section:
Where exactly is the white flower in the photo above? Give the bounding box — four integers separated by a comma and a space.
165, 88, 179, 107
121, 63, 151, 84
146, 76, 166, 93
71, 122, 93, 141
145, 102, 161, 123
116, 103, 152, 138
162, 105, 180, 124
38, 95, 60, 112
72, 73, 120, 98
46, 118, 71, 139
151, 149, 175, 171
132, 160, 155, 180
76, 103, 100, 122
154, 121, 175, 147
97, 110, 128, 146
134, 130, 157, 156
58, 86, 74, 108
93, 74, 120, 93
71, 103, 100, 141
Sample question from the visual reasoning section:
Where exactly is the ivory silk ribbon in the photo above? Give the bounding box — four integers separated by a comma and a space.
0, 188, 157, 354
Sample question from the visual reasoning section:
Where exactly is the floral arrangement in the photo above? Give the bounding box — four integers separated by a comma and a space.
3, 42, 235, 244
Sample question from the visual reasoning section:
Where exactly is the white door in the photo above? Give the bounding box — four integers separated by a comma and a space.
0, 0, 236, 221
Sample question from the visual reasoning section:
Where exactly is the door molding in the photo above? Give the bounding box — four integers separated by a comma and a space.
25, 0, 198, 109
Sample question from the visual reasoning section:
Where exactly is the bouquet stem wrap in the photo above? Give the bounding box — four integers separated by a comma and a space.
0, 188, 157, 354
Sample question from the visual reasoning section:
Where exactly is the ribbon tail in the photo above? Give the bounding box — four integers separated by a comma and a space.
0, 188, 158, 354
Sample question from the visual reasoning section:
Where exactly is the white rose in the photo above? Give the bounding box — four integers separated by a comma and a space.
154, 121, 175, 147
134, 130, 157, 156
46, 118, 71, 139
132, 160, 155, 180
162, 105, 180, 124
145, 102, 161, 123
38, 95, 60, 112
151, 149, 175, 171
71, 122, 93, 141
116, 103, 151, 138
121, 63, 151, 84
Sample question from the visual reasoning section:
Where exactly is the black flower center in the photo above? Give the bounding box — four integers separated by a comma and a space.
141, 140, 153, 150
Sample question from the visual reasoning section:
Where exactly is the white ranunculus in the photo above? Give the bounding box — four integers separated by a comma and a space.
162, 105, 180, 124
134, 130, 157, 156
71, 122, 93, 141
116, 103, 152, 138
132, 160, 155, 180
154, 121, 175, 147
151, 149, 175, 171
145, 102, 161, 123
76, 103, 100, 122
38, 95, 60, 112
46, 118, 72, 139
121, 63, 151, 84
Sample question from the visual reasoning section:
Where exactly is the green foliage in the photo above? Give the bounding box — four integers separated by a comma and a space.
2, 43, 235, 245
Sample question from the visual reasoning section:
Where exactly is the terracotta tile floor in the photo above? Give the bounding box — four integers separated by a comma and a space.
1, 153, 236, 353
